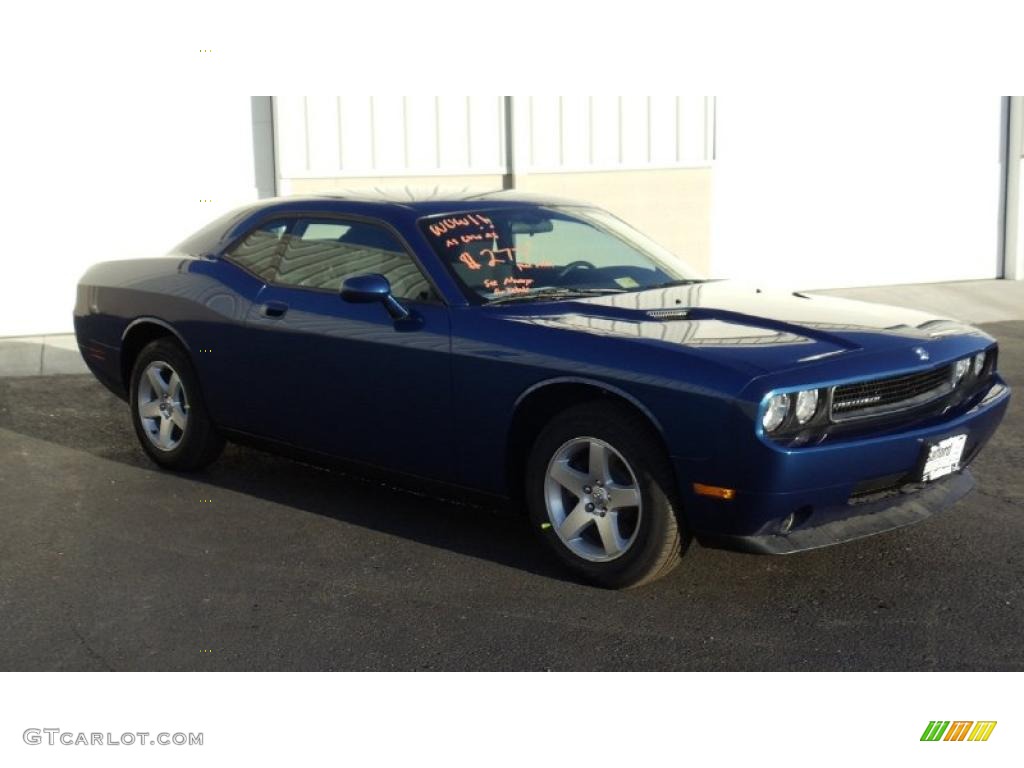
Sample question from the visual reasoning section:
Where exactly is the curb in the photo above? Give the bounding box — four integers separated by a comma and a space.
0, 335, 88, 377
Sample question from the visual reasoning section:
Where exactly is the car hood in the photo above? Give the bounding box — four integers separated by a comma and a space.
497, 281, 983, 375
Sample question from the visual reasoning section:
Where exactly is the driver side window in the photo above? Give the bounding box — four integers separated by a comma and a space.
272, 218, 436, 302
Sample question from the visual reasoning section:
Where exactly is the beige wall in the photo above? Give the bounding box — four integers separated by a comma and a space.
281, 167, 712, 275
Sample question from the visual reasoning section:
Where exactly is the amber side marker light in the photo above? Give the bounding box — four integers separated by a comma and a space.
693, 483, 736, 500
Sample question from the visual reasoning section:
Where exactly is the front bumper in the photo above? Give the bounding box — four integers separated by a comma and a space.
699, 470, 975, 554
677, 377, 1010, 554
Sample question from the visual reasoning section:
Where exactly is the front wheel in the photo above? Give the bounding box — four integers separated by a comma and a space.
525, 401, 686, 588
128, 338, 224, 471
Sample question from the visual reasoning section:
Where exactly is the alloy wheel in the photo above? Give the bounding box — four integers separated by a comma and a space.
543, 437, 643, 562
137, 360, 189, 451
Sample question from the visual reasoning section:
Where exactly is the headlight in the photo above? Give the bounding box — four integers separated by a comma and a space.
762, 393, 790, 432
973, 351, 986, 376
794, 389, 819, 424
953, 357, 970, 385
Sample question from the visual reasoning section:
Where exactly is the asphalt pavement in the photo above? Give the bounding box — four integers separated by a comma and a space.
1, 322, 1022, 671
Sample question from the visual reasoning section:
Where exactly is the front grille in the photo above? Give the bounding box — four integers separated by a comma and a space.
831, 364, 952, 421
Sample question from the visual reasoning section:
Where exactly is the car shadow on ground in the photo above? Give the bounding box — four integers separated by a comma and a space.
0, 374, 589, 585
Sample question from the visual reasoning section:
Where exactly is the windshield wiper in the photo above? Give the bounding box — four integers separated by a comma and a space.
644, 278, 713, 290
486, 287, 626, 305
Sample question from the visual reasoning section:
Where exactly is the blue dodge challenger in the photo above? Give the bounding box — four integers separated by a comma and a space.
74, 191, 1010, 588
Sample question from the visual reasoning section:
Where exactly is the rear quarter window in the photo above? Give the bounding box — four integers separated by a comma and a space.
171, 205, 259, 257
224, 221, 289, 280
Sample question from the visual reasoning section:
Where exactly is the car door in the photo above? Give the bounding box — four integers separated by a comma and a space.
240, 215, 454, 483
195, 217, 295, 430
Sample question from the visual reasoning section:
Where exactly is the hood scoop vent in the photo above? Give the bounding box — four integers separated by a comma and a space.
646, 308, 691, 321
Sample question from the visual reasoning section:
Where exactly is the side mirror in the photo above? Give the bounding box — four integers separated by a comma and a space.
340, 274, 410, 321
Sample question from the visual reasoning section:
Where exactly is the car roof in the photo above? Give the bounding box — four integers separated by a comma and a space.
173, 188, 594, 260
243, 188, 588, 216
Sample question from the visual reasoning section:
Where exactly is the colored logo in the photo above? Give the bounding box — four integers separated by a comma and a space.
920, 721, 997, 742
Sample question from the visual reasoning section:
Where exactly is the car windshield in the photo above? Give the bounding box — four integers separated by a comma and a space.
418, 206, 701, 304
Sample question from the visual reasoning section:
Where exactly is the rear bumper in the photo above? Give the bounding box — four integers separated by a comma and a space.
676, 377, 1010, 553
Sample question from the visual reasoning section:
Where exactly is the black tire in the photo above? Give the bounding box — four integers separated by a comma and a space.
128, 337, 224, 471
525, 401, 687, 589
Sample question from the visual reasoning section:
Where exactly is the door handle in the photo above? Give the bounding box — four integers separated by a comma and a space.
259, 301, 289, 318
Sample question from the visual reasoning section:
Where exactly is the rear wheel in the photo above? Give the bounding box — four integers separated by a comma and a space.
129, 338, 224, 471
525, 401, 686, 588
